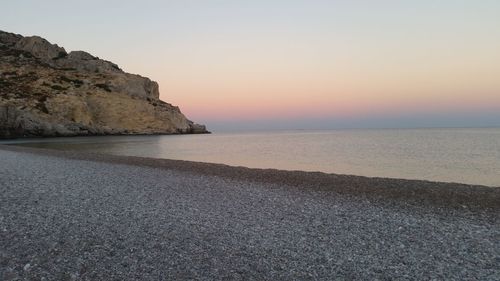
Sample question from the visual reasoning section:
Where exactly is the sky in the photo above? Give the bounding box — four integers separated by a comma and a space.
2, 0, 500, 131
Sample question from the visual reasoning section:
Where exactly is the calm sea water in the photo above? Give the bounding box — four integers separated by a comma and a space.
3, 128, 500, 187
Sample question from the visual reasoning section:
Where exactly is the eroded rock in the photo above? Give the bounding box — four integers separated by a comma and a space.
14, 36, 66, 60
0, 30, 209, 138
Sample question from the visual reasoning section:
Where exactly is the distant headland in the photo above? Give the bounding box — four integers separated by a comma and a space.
0, 30, 208, 139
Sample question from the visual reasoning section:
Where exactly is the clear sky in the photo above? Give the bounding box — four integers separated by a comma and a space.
3, 0, 500, 130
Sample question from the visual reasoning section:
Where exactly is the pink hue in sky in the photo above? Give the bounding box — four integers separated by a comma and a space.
152, 39, 500, 122
4, 1, 500, 127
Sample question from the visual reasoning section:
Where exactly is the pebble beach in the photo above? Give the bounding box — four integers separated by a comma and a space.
0, 145, 499, 280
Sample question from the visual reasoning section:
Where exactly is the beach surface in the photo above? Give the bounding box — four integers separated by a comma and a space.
0, 145, 499, 280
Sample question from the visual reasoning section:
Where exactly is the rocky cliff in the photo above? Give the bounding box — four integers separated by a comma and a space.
0, 30, 208, 138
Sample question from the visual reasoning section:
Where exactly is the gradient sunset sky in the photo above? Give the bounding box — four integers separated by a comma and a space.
3, 1, 500, 130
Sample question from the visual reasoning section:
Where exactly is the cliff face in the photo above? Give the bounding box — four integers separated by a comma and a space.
0, 30, 208, 138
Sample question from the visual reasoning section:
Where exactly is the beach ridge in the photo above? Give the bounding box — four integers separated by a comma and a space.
1, 144, 498, 212
1, 145, 499, 280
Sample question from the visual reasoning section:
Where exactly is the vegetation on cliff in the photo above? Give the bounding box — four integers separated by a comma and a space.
0, 30, 208, 138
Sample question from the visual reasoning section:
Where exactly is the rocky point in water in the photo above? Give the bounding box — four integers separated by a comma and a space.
0, 30, 208, 138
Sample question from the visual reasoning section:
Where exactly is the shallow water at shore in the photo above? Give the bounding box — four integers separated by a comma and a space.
3, 128, 500, 186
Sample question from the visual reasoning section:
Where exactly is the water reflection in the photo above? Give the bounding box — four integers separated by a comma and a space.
3, 128, 500, 186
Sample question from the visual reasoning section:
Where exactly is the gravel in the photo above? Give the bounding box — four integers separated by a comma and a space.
0, 146, 499, 280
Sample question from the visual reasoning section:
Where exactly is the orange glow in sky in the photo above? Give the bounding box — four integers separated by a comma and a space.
4, 1, 500, 128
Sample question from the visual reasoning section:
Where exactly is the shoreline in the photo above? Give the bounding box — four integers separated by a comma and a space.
1, 145, 499, 279
1, 144, 498, 212
0, 130, 211, 141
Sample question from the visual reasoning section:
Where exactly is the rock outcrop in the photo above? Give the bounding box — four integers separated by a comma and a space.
0, 30, 208, 138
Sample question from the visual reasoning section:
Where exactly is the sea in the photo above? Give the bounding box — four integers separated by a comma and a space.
2, 128, 499, 187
